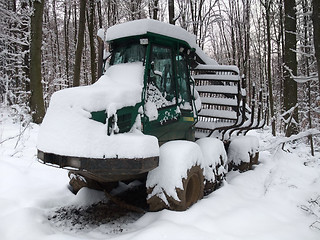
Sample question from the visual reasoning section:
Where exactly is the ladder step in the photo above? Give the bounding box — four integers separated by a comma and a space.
196, 85, 238, 95
195, 64, 240, 74
193, 74, 240, 82
200, 97, 238, 107
198, 109, 238, 120
196, 120, 236, 131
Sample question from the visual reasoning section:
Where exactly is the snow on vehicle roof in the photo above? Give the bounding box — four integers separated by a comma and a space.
106, 19, 196, 46
106, 19, 217, 65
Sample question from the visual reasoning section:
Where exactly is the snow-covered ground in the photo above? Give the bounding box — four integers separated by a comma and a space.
1, 109, 320, 240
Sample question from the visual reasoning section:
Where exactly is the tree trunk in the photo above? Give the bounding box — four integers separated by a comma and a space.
312, 0, 320, 90
168, 0, 175, 24
73, 0, 86, 87
64, 0, 71, 86
97, 0, 102, 28
244, 0, 251, 103
283, 0, 298, 136
52, 0, 61, 79
97, 0, 103, 79
150, 0, 159, 20
265, 0, 276, 136
21, 1, 30, 94
87, 0, 96, 84
29, 0, 45, 124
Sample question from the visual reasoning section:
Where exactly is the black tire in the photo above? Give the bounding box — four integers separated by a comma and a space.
68, 171, 117, 194
249, 152, 259, 168
68, 172, 88, 194
148, 165, 204, 211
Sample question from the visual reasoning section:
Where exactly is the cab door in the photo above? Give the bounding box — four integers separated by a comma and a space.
143, 44, 181, 143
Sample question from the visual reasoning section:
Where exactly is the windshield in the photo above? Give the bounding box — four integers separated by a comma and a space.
110, 43, 146, 65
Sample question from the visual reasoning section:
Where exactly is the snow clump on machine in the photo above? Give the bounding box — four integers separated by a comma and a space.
227, 135, 259, 165
196, 138, 228, 183
37, 62, 159, 159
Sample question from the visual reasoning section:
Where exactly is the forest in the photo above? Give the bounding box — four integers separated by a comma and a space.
0, 0, 319, 152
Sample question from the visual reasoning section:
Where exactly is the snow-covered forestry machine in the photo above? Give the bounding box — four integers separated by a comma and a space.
37, 19, 266, 211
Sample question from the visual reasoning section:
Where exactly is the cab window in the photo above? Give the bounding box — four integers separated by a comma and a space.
110, 43, 146, 65
176, 54, 192, 110
147, 45, 176, 108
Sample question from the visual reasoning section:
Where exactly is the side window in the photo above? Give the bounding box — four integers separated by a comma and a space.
176, 54, 191, 110
110, 43, 146, 65
147, 45, 176, 108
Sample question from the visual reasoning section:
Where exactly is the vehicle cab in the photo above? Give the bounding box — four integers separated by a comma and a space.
93, 19, 200, 144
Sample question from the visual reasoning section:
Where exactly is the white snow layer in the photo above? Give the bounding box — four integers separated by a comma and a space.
228, 135, 260, 165
196, 138, 228, 183
37, 62, 159, 159
106, 19, 218, 65
146, 141, 204, 204
1, 111, 320, 240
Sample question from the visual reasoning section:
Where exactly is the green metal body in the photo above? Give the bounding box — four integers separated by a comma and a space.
38, 29, 199, 184
91, 31, 198, 144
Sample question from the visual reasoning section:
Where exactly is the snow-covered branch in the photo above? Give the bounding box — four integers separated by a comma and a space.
261, 129, 320, 151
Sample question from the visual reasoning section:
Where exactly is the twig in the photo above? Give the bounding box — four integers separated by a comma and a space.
0, 135, 18, 145
14, 121, 31, 149
310, 220, 320, 231
0, 121, 31, 146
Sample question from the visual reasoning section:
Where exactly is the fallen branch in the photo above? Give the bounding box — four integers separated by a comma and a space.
0, 121, 30, 146
261, 129, 320, 151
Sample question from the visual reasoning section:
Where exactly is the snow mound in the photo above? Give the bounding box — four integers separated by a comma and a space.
228, 136, 259, 165
70, 188, 106, 207
37, 62, 159, 159
196, 138, 227, 183
146, 141, 204, 204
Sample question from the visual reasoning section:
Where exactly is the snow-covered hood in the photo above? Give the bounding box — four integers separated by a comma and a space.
49, 62, 144, 114
37, 62, 160, 159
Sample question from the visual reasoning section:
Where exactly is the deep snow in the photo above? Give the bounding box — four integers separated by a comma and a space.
1, 109, 320, 240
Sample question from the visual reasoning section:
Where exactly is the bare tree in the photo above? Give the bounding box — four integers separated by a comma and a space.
283, 0, 298, 136
29, 0, 45, 123
168, 0, 175, 24
64, 0, 71, 85
73, 0, 86, 87
312, 0, 320, 89
87, 0, 96, 84
261, 0, 276, 136
149, 0, 159, 20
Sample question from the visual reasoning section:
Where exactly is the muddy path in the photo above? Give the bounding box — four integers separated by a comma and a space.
48, 182, 148, 232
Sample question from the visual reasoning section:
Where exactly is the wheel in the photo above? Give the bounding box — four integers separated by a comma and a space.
68, 171, 117, 194
148, 165, 204, 211
196, 138, 228, 195
249, 152, 259, 168
227, 136, 259, 172
147, 141, 205, 211
175, 165, 204, 210
68, 172, 88, 194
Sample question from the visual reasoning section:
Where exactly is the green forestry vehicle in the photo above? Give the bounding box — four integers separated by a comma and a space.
37, 19, 265, 211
